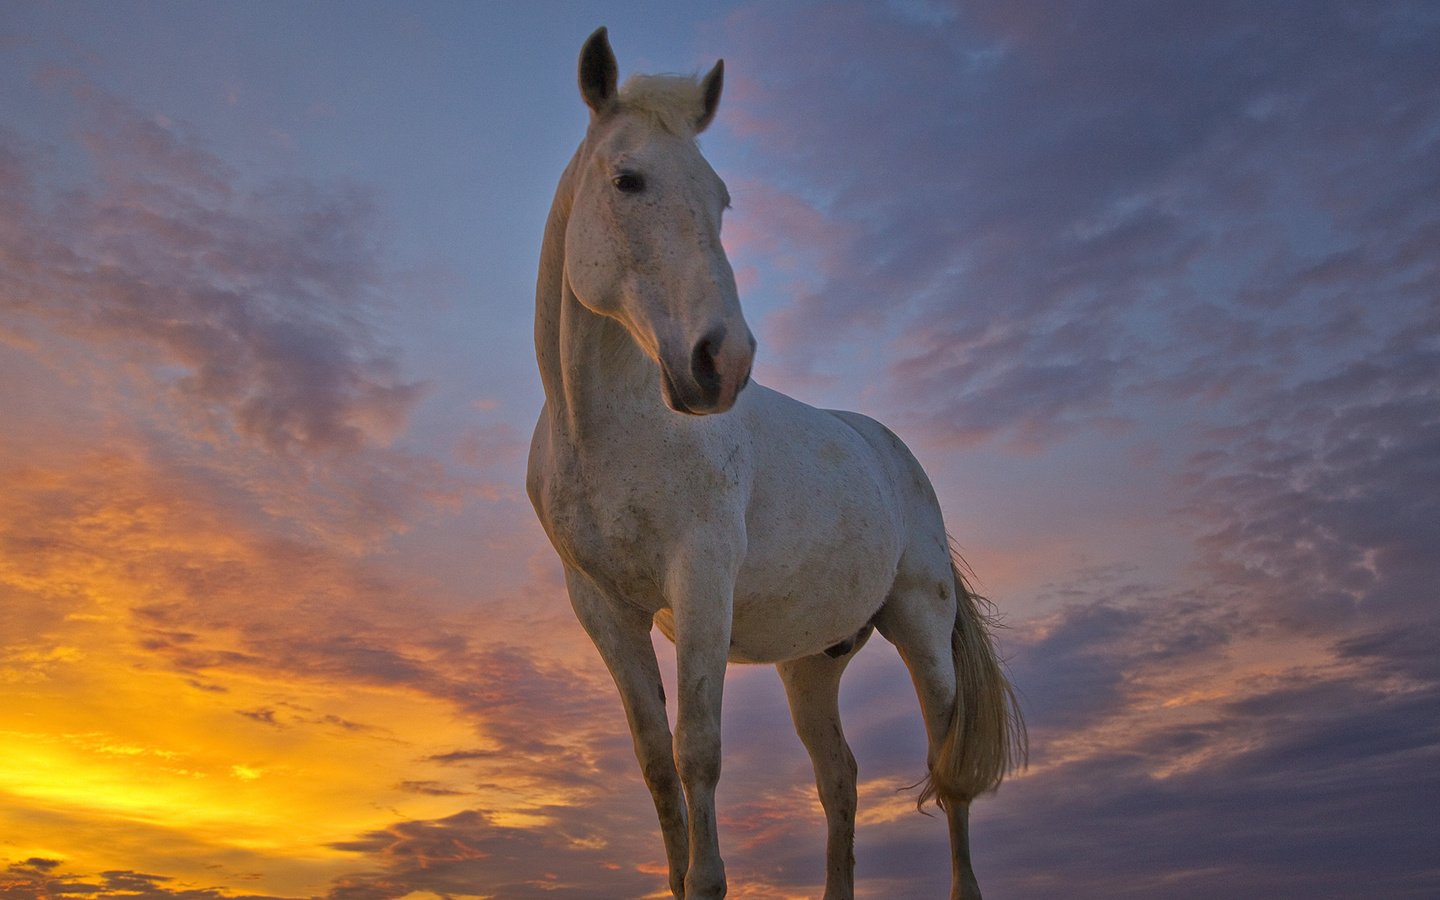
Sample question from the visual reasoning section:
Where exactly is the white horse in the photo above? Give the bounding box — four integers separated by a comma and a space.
527, 28, 1026, 899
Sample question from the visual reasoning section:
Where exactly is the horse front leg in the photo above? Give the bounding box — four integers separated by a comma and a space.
564, 568, 689, 898
667, 554, 736, 899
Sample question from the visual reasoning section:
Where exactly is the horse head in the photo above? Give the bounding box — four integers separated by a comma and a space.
563, 27, 755, 416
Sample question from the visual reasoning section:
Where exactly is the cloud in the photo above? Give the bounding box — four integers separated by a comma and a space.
1, 80, 426, 459
1180, 344, 1440, 635
976, 647, 1440, 898
0, 858, 288, 899
717, 1, 1440, 452
323, 807, 671, 900
0, 75, 472, 553
932, 327, 1439, 896
938, 551, 1440, 898
0, 72, 480, 555
395, 780, 467, 797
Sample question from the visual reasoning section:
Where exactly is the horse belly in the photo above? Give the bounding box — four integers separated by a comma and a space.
723, 405, 910, 663
726, 502, 901, 664
725, 558, 892, 663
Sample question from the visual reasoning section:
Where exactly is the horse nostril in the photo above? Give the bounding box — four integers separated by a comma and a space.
691, 327, 725, 398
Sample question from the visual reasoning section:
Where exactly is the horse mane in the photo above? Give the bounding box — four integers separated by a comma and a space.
618, 74, 707, 136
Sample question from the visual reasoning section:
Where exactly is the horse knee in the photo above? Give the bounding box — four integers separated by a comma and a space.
675, 743, 721, 789
674, 723, 721, 789
641, 749, 680, 794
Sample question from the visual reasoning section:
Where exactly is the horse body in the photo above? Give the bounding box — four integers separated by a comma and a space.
527, 28, 1023, 899
725, 391, 928, 664
534, 375, 919, 665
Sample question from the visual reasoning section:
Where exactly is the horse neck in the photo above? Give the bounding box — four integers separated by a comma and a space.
535, 150, 661, 438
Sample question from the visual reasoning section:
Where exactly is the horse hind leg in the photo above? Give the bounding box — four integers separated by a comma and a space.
777, 627, 872, 900
874, 555, 1025, 900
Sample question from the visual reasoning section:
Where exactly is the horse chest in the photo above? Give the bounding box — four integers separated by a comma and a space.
530, 431, 705, 607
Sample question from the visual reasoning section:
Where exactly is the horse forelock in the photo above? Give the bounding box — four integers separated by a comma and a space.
617, 73, 708, 137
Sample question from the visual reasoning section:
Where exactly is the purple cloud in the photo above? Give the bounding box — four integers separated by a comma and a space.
718, 1, 1440, 451
324, 807, 674, 900
1, 73, 426, 459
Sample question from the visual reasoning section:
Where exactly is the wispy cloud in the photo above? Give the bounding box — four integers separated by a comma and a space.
719, 1, 1440, 450
4, 73, 424, 459
1, 77, 475, 564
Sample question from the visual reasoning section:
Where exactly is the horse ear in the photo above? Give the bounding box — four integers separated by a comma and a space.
695, 59, 724, 133
579, 27, 618, 116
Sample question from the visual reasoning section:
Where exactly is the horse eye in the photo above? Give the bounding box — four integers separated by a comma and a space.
612, 171, 645, 194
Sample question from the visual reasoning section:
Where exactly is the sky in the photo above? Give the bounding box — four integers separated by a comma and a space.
1, 1, 1437, 898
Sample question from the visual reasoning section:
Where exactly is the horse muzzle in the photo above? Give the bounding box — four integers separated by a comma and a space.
659, 325, 755, 416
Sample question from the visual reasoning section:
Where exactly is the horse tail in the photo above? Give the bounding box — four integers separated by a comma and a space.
918, 547, 1028, 809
